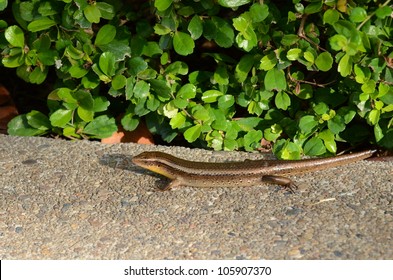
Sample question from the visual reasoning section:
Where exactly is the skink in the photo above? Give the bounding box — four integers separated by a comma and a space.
132, 149, 377, 191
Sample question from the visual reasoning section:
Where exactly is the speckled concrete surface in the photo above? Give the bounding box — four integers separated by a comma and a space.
0, 135, 392, 259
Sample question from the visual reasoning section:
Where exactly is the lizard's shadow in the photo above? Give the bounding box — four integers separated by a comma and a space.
98, 153, 144, 174
98, 153, 169, 189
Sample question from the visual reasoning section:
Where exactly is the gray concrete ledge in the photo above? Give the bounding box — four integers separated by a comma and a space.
0, 134, 392, 259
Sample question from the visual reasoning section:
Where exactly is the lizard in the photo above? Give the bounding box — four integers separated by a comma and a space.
132, 149, 376, 191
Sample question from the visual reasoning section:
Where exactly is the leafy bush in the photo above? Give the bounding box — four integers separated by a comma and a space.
1, 0, 392, 158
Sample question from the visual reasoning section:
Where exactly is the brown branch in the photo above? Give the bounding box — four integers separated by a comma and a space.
297, 15, 328, 52
287, 69, 336, 88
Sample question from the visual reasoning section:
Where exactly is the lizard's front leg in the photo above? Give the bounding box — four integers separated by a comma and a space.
262, 175, 298, 193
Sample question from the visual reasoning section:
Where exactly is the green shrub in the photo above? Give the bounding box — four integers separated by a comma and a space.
1, 0, 392, 158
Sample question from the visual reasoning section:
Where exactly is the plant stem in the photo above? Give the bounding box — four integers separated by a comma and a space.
357, 0, 392, 30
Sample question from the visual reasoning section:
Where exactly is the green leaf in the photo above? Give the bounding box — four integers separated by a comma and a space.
299, 115, 318, 135
367, 109, 380, 125
236, 54, 255, 82
202, 90, 224, 103
209, 133, 223, 151
73, 1, 88, 10
133, 80, 150, 99
170, 112, 186, 129
63, 127, 79, 138
184, 124, 202, 142
218, 95, 235, 109
112, 74, 127, 90
155, 0, 173, 11
349, 7, 367, 23
281, 34, 299, 46
93, 96, 110, 112
163, 102, 178, 118
165, 61, 188, 75
96, 2, 115, 20
275, 91, 291, 110
77, 107, 94, 122
340, 108, 356, 124
150, 79, 171, 100
361, 80, 376, 94
177, 83, 196, 99
50, 109, 73, 128
304, 1, 323, 14
7, 115, 45, 136
27, 17, 56, 32
99, 52, 116, 77
218, 0, 251, 8
18, 1, 34, 22
5, 25, 24, 47
233, 14, 254, 38
99, 40, 131, 61
142, 42, 163, 57
83, 115, 117, 138
287, 48, 302, 61
313, 102, 329, 115
146, 95, 160, 111
69, 65, 89, 79
128, 57, 148, 76
38, 2, 59, 16
173, 98, 188, 109
26, 110, 51, 130
121, 113, 140, 131
327, 115, 346, 134
125, 77, 135, 100
323, 9, 340, 25
0, 0, 7, 11
318, 129, 337, 153
226, 122, 240, 140
374, 123, 384, 142
250, 3, 269, 23
244, 130, 262, 151
188, 15, 203, 40
376, 6, 392, 19
236, 117, 260, 131
214, 65, 229, 85
192, 105, 210, 121
330, 34, 348, 51
138, 69, 157, 80
2, 54, 24, 68
265, 68, 286, 91
315, 52, 333, 72
212, 110, 228, 130
95, 24, 116, 46
92, 64, 111, 83
204, 17, 234, 48
297, 84, 313, 99
173, 32, 195, 56
260, 53, 277, 71
354, 64, 371, 84
333, 21, 362, 54
378, 83, 390, 98
274, 140, 302, 160
154, 24, 171, 35
338, 53, 352, 77
28, 67, 48, 84
37, 49, 57, 66
224, 139, 238, 151
75, 90, 94, 110
57, 88, 77, 103
0, 11, 7, 25
303, 137, 326, 156
303, 51, 314, 63
233, 13, 257, 51
84, 4, 101, 23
